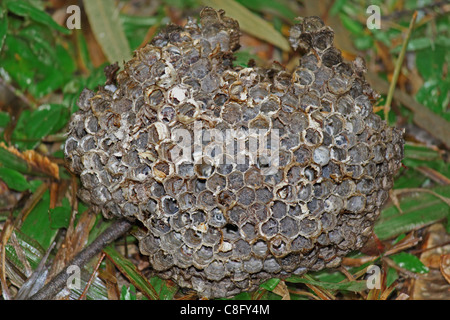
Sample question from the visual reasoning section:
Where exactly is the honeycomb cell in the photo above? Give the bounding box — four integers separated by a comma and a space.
280, 217, 299, 238
261, 218, 278, 238
227, 171, 244, 191
237, 187, 255, 206
269, 236, 290, 257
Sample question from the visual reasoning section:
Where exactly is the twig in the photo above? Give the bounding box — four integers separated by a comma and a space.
384, 11, 418, 121
27, 219, 133, 300
79, 252, 106, 300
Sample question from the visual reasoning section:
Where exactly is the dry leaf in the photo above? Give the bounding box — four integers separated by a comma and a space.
440, 254, 450, 285
412, 224, 450, 299
0, 142, 59, 179
272, 280, 290, 300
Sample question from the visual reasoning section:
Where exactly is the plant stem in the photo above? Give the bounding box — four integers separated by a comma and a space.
384, 11, 418, 122
27, 219, 133, 300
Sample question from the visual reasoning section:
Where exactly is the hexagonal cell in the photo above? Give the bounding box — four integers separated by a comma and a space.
335, 179, 356, 197
178, 192, 196, 211
304, 128, 322, 146
318, 246, 336, 262
261, 218, 278, 238
241, 222, 257, 241
298, 218, 320, 238
228, 203, 246, 224
173, 244, 194, 268
280, 216, 299, 238
233, 239, 252, 258
227, 170, 244, 190
159, 105, 176, 124
269, 236, 290, 257
260, 96, 279, 114
237, 187, 256, 206
330, 147, 347, 163
354, 95, 372, 118
313, 180, 335, 199
324, 113, 344, 136
149, 217, 171, 236
203, 226, 221, 246
255, 187, 273, 204
346, 195, 366, 213
291, 235, 314, 253
299, 91, 320, 112
263, 258, 281, 273
344, 164, 364, 179
204, 261, 226, 281
243, 167, 263, 187
271, 201, 287, 219
249, 115, 271, 131
348, 143, 370, 164
313, 146, 330, 166
324, 195, 344, 214
183, 228, 203, 248
320, 212, 337, 232
140, 198, 158, 219
280, 133, 298, 151
228, 82, 247, 102
248, 203, 269, 222
206, 173, 227, 192
151, 250, 174, 271
222, 223, 240, 242
170, 211, 191, 231
80, 171, 101, 190
160, 231, 183, 253
208, 207, 227, 228
356, 178, 375, 194
198, 190, 216, 208
193, 245, 214, 267
221, 102, 242, 124
297, 182, 313, 202
243, 257, 263, 274
177, 161, 195, 177
322, 161, 342, 181
248, 83, 270, 104
306, 198, 324, 217
293, 146, 312, 166
144, 85, 165, 108
164, 176, 186, 196
216, 189, 235, 207
275, 185, 294, 201
161, 196, 179, 215
152, 160, 171, 180
303, 165, 320, 182
138, 233, 160, 256
252, 240, 268, 257
293, 68, 315, 87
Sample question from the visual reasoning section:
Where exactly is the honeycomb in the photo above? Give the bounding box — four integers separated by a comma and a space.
64, 8, 404, 298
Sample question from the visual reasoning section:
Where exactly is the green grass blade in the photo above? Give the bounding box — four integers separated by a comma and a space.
5, 0, 70, 35
103, 245, 159, 300
83, 0, 132, 66
285, 275, 368, 292
374, 185, 450, 240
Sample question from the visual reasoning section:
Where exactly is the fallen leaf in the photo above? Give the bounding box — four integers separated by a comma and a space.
440, 254, 450, 285
0, 142, 59, 179
272, 280, 290, 300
